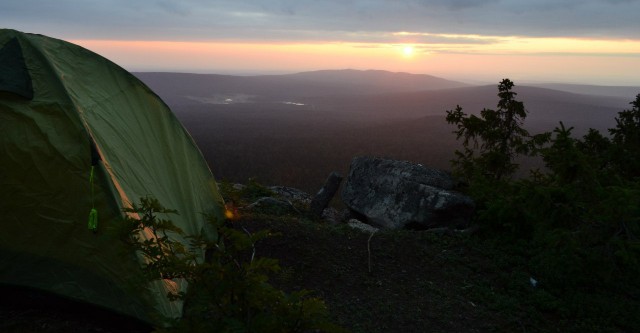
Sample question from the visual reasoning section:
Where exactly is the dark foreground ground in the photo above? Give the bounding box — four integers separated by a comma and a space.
0, 286, 152, 333
2, 213, 636, 332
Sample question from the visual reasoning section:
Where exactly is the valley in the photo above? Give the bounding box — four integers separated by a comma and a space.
135, 70, 638, 192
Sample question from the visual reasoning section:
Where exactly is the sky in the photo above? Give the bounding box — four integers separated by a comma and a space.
2, 0, 640, 85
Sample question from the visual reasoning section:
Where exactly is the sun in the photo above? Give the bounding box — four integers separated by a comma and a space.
402, 45, 414, 58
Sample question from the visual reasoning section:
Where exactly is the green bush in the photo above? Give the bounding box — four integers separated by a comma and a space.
121, 197, 345, 333
446, 82, 640, 332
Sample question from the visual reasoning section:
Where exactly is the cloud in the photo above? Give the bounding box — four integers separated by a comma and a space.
1, 0, 639, 42
155, 0, 191, 16
393, 32, 501, 45
412, 0, 499, 10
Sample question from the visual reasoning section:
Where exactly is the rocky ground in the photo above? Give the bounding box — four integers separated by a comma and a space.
2, 172, 636, 332
2, 213, 636, 332
0, 216, 527, 333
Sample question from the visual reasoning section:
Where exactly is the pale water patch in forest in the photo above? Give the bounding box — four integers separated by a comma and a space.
185, 94, 256, 104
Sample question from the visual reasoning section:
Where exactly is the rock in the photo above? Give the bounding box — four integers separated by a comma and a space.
342, 156, 474, 229
321, 207, 341, 225
339, 209, 357, 222
246, 197, 299, 215
310, 172, 343, 217
268, 186, 312, 205
232, 183, 246, 191
347, 219, 379, 233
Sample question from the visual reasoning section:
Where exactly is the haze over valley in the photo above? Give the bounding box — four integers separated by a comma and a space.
135, 70, 639, 192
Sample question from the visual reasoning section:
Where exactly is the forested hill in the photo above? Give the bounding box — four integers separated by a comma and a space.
133, 69, 468, 105
135, 70, 636, 192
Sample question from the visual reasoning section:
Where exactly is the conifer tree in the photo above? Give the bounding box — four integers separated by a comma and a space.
446, 79, 538, 181
609, 94, 640, 180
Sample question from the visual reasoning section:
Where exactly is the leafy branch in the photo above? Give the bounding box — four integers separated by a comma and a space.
122, 196, 345, 333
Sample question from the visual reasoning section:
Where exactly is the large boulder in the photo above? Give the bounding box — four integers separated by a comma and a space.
342, 156, 474, 229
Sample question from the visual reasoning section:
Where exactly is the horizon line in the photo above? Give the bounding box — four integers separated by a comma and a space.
129, 68, 640, 87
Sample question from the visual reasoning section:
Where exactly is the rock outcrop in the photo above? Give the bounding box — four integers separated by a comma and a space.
342, 156, 474, 229
246, 197, 299, 215
269, 186, 313, 206
310, 172, 343, 217
347, 219, 380, 233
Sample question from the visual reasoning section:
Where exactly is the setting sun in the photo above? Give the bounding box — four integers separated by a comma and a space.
402, 46, 414, 58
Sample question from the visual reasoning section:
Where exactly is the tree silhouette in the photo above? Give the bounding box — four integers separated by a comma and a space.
445, 79, 540, 181
610, 94, 640, 180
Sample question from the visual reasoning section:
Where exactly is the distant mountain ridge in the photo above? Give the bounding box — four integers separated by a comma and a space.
132, 69, 639, 192
527, 83, 640, 99
134, 69, 633, 136
286, 69, 469, 91
133, 69, 469, 105
134, 70, 638, 108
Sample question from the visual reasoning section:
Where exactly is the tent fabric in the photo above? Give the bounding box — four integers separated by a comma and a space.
0, 37, 33, 99
0, 29, 225, 325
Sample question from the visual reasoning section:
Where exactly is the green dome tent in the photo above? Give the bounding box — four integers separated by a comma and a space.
0, 29, 225, 325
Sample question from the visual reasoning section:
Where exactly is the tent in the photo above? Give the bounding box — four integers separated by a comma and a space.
0, 29, 225, 325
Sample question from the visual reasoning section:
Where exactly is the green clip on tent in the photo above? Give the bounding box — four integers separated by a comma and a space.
0, 29, 225, 325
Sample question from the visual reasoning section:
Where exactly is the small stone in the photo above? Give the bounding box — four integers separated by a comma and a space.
347, 219, 379, 233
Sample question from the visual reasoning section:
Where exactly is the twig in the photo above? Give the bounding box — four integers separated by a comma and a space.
242, 226, 256, 263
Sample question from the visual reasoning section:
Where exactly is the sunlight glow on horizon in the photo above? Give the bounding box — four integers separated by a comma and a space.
402, 46, 415, 58
391, 31, 640, 56
71, 34, 640, 85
